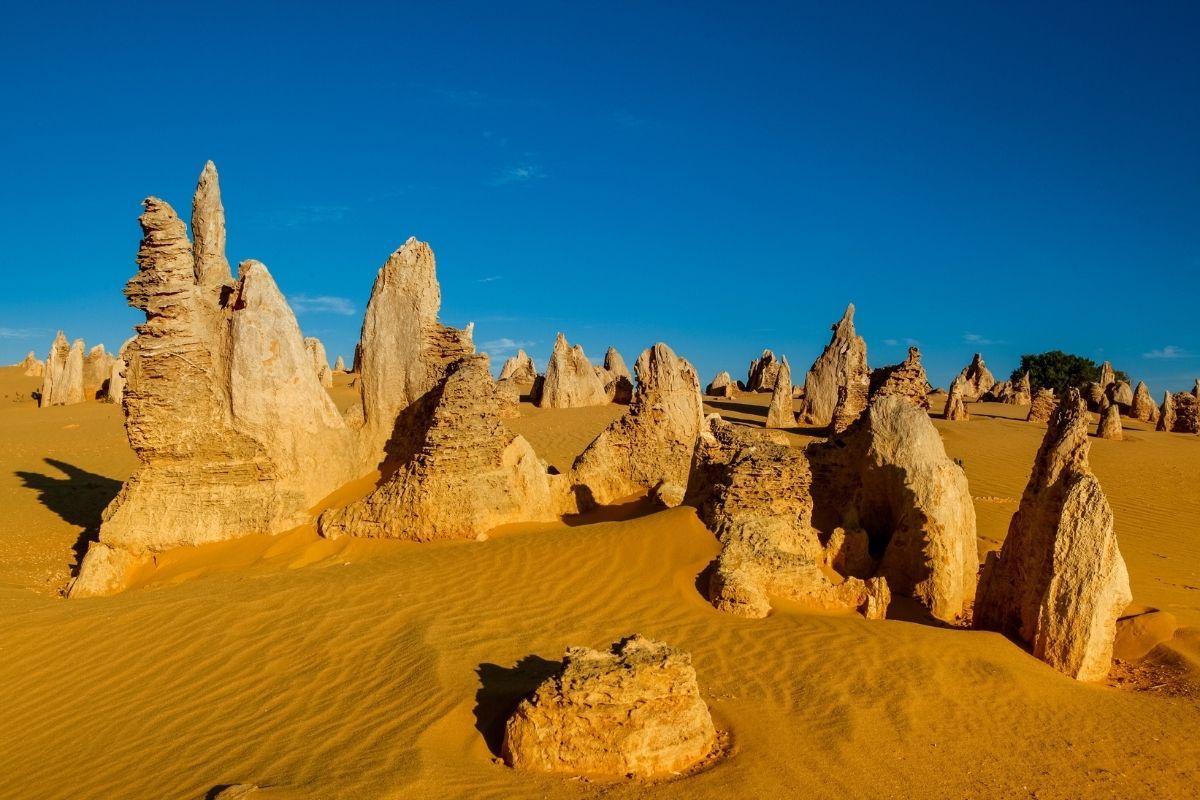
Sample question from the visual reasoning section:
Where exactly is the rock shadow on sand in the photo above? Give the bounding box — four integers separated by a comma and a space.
474, 656, 562, 757
15, 458, 123, 572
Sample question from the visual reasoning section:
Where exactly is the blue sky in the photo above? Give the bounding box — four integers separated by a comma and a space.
1, 1, 1197, 393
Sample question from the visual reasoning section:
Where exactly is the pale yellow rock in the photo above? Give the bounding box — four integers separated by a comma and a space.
1156, 391, 1175, 432
799, 304, 869, 428
1098, 361, 1115, 390
1097, 403, 1122, 440
868, 346, 930, 410
39, 332, 84, 407
705, 371, 737, 398
498, 348, 537, 383
944, 375, 970, 421
17, 350, 43, 377
602, 346, 633, 404
501, 635, 717, 779
83, 344, 116, 400
570, 343, 703, 506
974, 389, 1132, 681
318, 356, 570, 541
304, 336, 333, 388
1007, 372, 1032, 407
333, 355, 346, 372
105, 358, 127, 404
957, 353, 995, 401
191, 159, 232, 289
536, 333, 608, 409
1129, 381, 1155, 422
1027, 388, 1058, 424
1109, 380, 1133, 408
764, 357, 795, 429
746, 349, 783, 392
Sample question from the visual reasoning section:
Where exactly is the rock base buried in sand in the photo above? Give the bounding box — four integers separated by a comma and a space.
501, 635, 717, 779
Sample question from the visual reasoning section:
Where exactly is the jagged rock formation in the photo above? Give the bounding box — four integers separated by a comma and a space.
1097, 403, 1122, 440
1157, 391, 1176, 432
982, 379, 1012, 403
304, 337, 333, 388
798, 304, 868, 428
810, 395, 977, 622
38, 332, 84, 407
70, 166, 360, 598
105, 358, 127, 404
1129, 381, 1155, 422
694, 415, 889, 619
1098, 361, 1115, 390
601, 347, 634, 404
17, 351, 43, 377
571, 343, 703, 507
944, 375, 969, 421
868, 346, 930, 410
192, 160, 231, 288
1008, 372, 1032, 406
764, 358, 795, 429
498, 349, 537, 383
536, 334, 608, 409
318, 356, 569, 541
502, 635, 717, 778
1172, 392, 1200, 433
82, 344, 116, 399
974, 390, 1132, 681
746, 349, 783, 392
333, 355, 346, 372
1108, 381, 1133, 409
1027, 388, 1058, 424
957, 353, 996, 401
353, 237, 475, 463
705, 371, 737, 398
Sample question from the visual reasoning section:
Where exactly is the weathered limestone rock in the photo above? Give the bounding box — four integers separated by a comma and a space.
1194, 378, 1200, 398
1109, 380, 1133, 409
944, 375, 970, 421
705, 371, 736, 398
351, 342, 363, 373
82, 344, 116, 399
602, 347, 634, 404
571, 343, 703, 507
191, 160, 232, 289
695, 415, 889, 619
105, 358, 127, 404
1082, 381, 1105, 407
974, 390, 1132, 681
958, 353, 996, 401
1157, 391, 1176, 432
1173, 392, 1200, 433
333, 355, 346, 372
799, 304, 869, 428
1097, 403, 1122, 440
746, 349, 783, 392
354, 237, 475, 463
1027, 388, 1058, 424
810, 396, 977, 622
17, 351, 43, 377
1098, 361, 1115, 391
498, 348, 537, 383
502, 635, 717, 778
304, 337, 334, 388
1129, 381, 1155, 423
764, 358, 795, 429
1008, 372, 1032, 406
868, 346, 930, 410
537, 334, 608, 409
39, 332, 84, 407
319, 356, 569, 541
71, 170, 360, 597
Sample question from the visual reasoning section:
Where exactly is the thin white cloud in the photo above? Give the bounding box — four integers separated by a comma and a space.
492, 163, 546, 186
289, 294, 356, 316
882, 337, 920, 347
481, 337, 535, 353
0, 327, 44, 339
1142, 345, 1192, 360
963, 332, 1003, 346
883, 338, 899, 346
477, 275, 503, 283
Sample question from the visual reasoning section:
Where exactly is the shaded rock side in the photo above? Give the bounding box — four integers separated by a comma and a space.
799, 304, 869, 428
318, 355, 569, 541
570, 343, 703, 507
38, 332, 84, 407
355, 237, 475, 463
957, 353, 996, 401
974, 389, 1132, 681
602, 346, 634, 404
304, 336, 333, 388
83, 344, 116, 399
1008, 372, 1032, 406
498, 348, 537, 383
1171, 392, 1200, 433
1027, 388, 1058, 424
537, 333, 608, 409
1156, 391, 1175, 432
764, 358, 795, 429
746, 349, 783, 392
501, 635, 717, 778
705, 371, 736, 398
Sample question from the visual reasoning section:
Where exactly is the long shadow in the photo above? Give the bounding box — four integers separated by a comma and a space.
561, 494, 661, 527
15, 458, 123, 572
704, 399, 769, 417
474, 656, 562, 757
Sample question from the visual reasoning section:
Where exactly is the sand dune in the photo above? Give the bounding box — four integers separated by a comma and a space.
1, 367, 1197, 799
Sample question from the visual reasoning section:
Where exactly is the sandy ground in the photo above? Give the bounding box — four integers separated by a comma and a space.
1, 367, 1198, 799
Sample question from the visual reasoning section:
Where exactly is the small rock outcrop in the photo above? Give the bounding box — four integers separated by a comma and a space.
1172, 392, 1200, 433
943, 375, 969, 421
304, 337, 333, 388
1096, 403, 1122, 440
17, 351, 43, 377
746, 349, 783, 392
764, 357, 795, 429
571, 343, 703, 507
705, 371, 737, 398
1156, 391, 1176, 432
1027, 388, 1058, 424
1109, 380, 1133, 409
498, 349, 537, 383
957, 353, 996, 401
1129, 381, 1155, 423
83, 344, 116, 399
38, 332, 84, 407
1098, 361, 1116, 390
318, 356, 570, 541
982, 379, 1012, 403
536, 334, 608, 409
974, 390, 1132, 681
105, 358, 127, 404
1008, 372, 1032, 406
868, 346, 930, 410
798, 304, 869, 429
333, 355, 346, 372
599, 346, 634, 404
501, 635, 717, 778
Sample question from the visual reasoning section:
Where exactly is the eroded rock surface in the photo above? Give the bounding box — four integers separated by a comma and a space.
498, 349, 537, 383
868, 346, 930, 410
1009, 372, 1032, 406
1156, 391, 1176, 432
502, 635, 717, 778
1129, 381, 1155, 423
944, 375, 969, 421
798, 304, 868, 429
1172, 392, 1200, 433
746, 349, 783, 392
18, 350, 44, 377
304, 336, 333, 388
1097, 404, 1122, 440
974, 389, 1132, 681
958, 353, 995, 401
39, 332, 84, 407
601, 346, 634, 404
537, 334, 608, 409
764, 357, 795, 429
705, 371, 737, 398
1027, 388, 1058, 424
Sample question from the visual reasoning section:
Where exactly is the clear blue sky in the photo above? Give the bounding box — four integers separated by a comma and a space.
1, 1, 1197, 393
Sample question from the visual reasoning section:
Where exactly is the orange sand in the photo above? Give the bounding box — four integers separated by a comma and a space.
1, 368, 1197, 799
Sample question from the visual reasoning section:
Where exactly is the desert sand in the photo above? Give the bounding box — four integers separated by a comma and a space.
0, 366, 1198, 799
